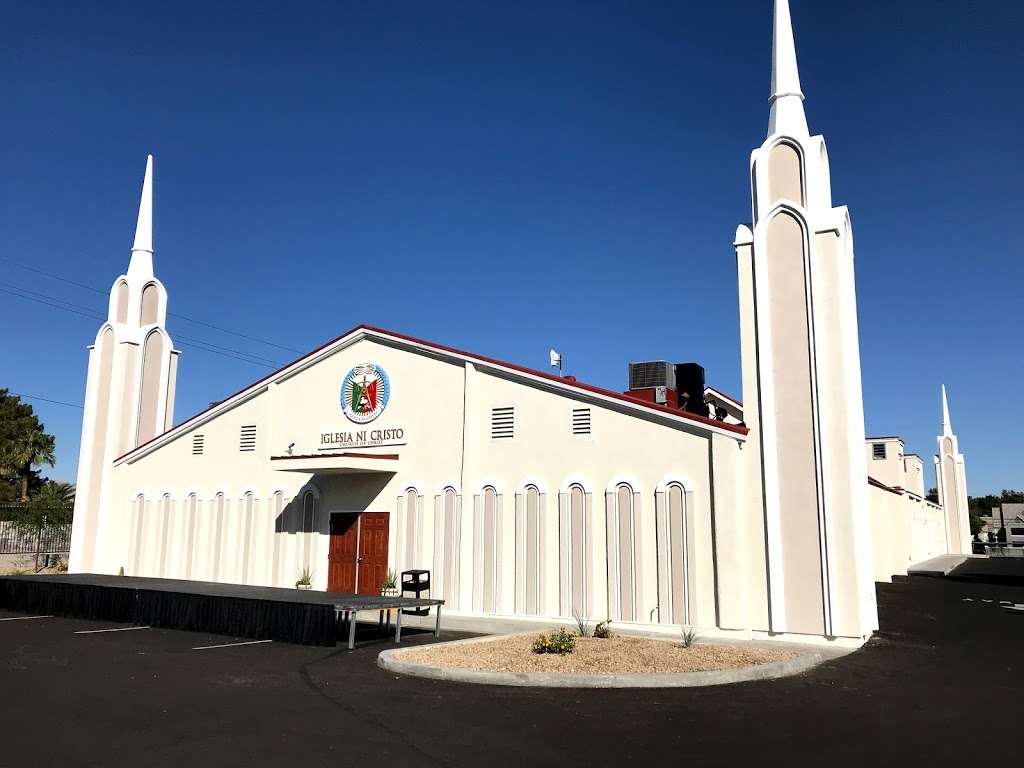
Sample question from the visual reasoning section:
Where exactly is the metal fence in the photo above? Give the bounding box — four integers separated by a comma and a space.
0, 504, 74, 558
0, 520, 72, 555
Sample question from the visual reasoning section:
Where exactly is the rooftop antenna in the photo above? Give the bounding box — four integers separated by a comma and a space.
549, 348, 562, 377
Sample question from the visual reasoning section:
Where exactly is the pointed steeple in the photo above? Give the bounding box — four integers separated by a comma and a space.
768, 0, 809, 137
128, 155, 154, 279
941, 384, 953, 437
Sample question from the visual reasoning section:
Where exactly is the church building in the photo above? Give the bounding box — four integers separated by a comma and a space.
69, 1, 971, 645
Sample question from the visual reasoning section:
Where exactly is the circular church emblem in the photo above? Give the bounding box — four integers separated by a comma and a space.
341, 363, 390, 424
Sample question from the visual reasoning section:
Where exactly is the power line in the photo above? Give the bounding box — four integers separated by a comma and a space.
174, 333, 282, 367
0, 283, 281, 369
0, 256, 301, 353
11, 392, 84, 409
0, 284, 105, 322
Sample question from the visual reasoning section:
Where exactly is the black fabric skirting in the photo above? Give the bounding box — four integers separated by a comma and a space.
0, 578, 338, 646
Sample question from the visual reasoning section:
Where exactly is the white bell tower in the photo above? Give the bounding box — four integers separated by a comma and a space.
734, 0, 876, 638
69, 155, 180, 573
935, 385, 971, 555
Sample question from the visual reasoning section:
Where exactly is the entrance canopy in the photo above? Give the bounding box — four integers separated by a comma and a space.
270, 451, 399, 475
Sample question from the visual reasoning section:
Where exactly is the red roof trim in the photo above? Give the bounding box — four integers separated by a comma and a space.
363, 325, 748, 436
116, 323, 748, 463
270, 452, 400, 461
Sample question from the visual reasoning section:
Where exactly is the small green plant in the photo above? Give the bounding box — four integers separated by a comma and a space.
531, 627, 577, 655
380, 569, 398, 595
593, 619, 613, 639
679, 625, 699, 648
572, 607, 590, 637
295, 567, 314, 587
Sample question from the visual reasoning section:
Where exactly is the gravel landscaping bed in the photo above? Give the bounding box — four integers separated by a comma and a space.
398, 633, 797, 675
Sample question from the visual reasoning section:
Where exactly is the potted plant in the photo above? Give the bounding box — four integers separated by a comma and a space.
295, 567, 314, 590
380, 569, 398, 597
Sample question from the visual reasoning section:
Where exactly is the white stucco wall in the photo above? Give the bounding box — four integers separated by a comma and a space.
96, 331, 751, 635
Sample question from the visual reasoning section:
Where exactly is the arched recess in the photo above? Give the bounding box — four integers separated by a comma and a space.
657, 482, 692, 625
81, 327, 115, 572
184, 493, 199, 580
766, 206, 825, 635
211, 492, 227, 582
113, 280, 129, 324
137, 329, 166, 445
131, 493, 146, 576
157, 493, 173, 577
140, 282, 160, 325
606, 482, 640, 622
475, 486, 501, 613
270, 490, 286, 587
240, 492, 256, 584
300, 489, 319, 570
434, 486, 461, 608
559, 483, 591, 618
767, 140, 804, 207
400, 486, 421, 571
515, 484, 543, 615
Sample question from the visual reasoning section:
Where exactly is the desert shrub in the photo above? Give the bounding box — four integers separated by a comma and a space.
531, 627, 577, 655
572, 607, 590, 637
679, 625, 699, 648
593, 619, 613, 639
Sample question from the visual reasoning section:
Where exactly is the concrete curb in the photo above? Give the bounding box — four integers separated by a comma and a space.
377, 635, 826, 688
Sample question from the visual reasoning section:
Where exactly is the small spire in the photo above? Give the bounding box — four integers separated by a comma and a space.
127, 155, 154, 279
132, 155, 153, 253
941, 385, 953, 437
768, 0, 809, 137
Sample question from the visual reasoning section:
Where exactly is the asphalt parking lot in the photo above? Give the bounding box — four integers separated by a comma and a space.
2, 575, 1021, 768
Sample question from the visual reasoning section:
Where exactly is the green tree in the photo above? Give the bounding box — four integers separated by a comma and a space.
0, 389, 56, 502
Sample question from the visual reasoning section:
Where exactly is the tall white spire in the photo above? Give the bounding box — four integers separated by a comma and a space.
768, 0, 809, 137
936, 383, 970, 554
128, 154, 154, 278
70, 153, 178, 574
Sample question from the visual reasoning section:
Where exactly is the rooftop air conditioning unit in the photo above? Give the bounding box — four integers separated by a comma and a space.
628, 361, 676, 391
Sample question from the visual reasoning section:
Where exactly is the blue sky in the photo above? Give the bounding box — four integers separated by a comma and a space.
1, 0, 1021, 493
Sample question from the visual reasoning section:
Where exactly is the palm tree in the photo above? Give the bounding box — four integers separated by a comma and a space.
35, 481, 75, 505
12, 429, 56, 502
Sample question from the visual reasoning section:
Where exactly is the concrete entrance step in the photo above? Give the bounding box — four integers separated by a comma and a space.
907, 555, 968, 577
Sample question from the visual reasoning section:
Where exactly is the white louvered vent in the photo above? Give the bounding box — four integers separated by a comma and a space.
491, 406, 514, 439
239, 425, 257, 452
572, 408, 591, 436
192, 433, 205, 455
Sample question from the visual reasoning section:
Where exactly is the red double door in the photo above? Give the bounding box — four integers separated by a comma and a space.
327, 512, 390, 595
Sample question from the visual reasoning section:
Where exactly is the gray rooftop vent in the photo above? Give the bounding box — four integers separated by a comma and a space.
628, 361, 676, 391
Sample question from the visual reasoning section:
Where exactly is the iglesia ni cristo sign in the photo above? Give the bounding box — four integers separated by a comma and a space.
319, 363, 406, 450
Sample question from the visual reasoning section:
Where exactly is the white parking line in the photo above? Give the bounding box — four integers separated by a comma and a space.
191, 639, 272, 651
0, 615, 53, 621
74, 626, 151, 634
